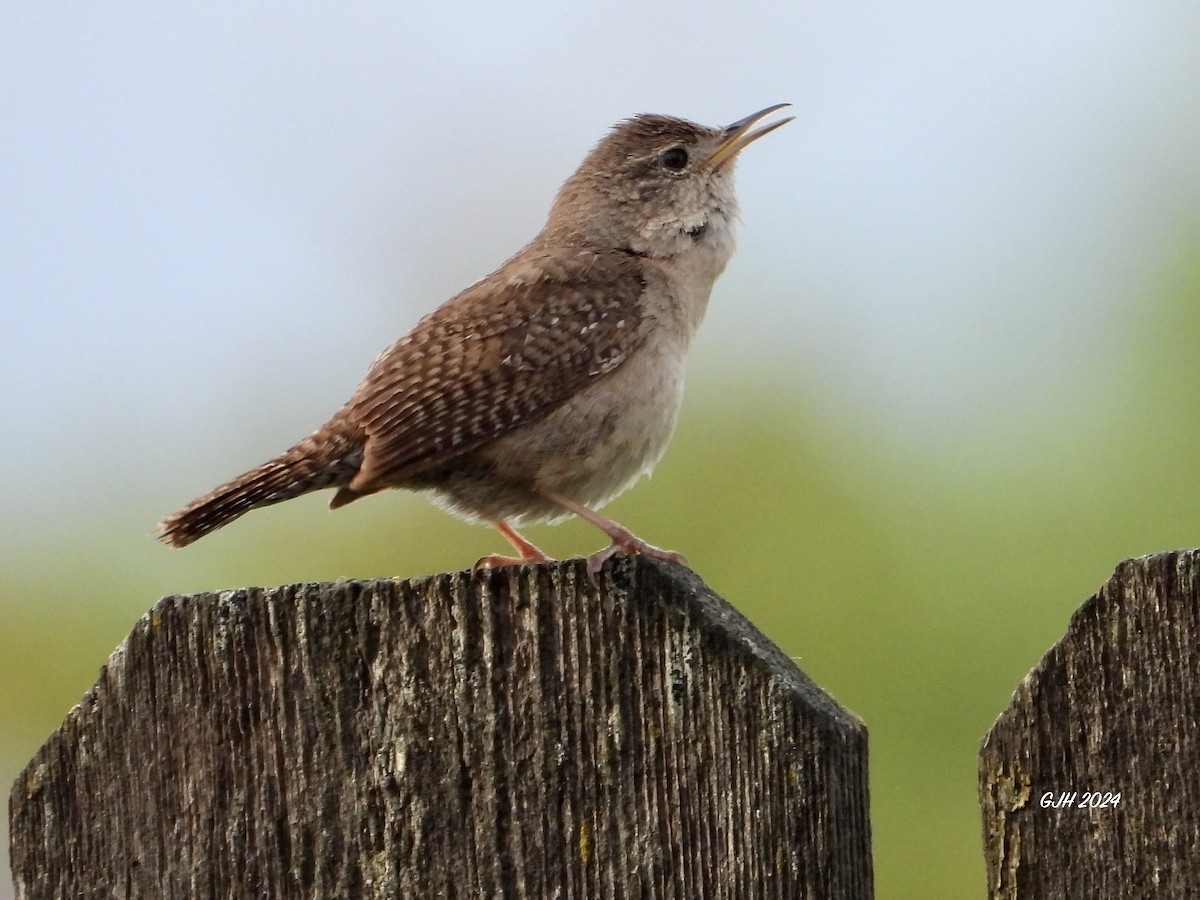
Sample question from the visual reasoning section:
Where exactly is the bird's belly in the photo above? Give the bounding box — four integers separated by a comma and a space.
423, 339, 687, 525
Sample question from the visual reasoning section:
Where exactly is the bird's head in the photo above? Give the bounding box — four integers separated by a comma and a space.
541, 104, 793, 265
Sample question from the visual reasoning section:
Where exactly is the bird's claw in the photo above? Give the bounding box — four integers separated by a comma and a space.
584, 540, 687, 585
472, 550, 554, 575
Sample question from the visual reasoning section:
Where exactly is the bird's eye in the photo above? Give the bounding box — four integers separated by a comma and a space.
659, 147, 689, 172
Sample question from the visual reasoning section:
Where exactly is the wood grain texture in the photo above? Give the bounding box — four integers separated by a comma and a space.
11, 557, 871, 899
980, 549, 1200, 898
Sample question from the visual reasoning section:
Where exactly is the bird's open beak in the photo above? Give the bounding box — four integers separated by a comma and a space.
705, 103, 794, 170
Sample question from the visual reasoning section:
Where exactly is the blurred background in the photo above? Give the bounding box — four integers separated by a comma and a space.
4, 3, 1200, 896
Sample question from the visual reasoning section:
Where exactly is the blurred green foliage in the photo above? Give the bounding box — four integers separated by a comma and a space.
3, 245, 1199, 898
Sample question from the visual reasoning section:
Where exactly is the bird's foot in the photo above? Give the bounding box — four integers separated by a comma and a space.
534, 488, 687, 585
472, 548, 554, 573
475, 517, 554, 573
585, 536, 687, 583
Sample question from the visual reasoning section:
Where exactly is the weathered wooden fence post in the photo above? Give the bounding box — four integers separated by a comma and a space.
980, 549, 1200, 898
10, 557, 871, 898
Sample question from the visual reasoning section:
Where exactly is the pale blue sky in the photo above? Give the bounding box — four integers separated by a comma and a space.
3, 2, 1199, 528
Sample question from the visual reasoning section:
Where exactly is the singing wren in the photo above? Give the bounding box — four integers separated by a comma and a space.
158, 104, 793, 576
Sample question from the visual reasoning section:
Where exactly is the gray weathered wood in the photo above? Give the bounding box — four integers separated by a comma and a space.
980, 549, 1200, 898
11, 557, 871, 899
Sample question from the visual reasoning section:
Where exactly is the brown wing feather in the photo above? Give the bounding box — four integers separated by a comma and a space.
340, 248, 649, 498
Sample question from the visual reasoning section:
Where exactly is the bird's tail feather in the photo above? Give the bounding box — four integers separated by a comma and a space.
156, 433, 359, 547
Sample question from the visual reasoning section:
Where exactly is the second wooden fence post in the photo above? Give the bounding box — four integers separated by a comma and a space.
980, 549, 1200, 898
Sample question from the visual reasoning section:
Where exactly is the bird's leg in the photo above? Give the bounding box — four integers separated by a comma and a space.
538, 488, 686, 580
473, 517, 554, 572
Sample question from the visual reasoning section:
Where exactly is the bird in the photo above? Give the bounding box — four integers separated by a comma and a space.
157, 104, 793, 577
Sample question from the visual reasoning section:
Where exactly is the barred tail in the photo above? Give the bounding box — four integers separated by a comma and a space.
156, 433, 359, 547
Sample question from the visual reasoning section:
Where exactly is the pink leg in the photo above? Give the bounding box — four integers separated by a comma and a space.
539, 488, 686, 580
473, 517, 554, 573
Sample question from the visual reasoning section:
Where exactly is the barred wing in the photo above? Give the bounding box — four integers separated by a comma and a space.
340, 248, 649, 498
